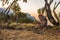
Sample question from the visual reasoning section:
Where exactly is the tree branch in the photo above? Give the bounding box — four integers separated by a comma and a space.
49, 0, 53, 5
53, 1, 60, 23
53, 1, 60, 10
4, 0, 18, 14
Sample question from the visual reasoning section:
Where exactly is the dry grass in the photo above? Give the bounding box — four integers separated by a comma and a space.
0, 23, 60, 40
0, 29, 60, 40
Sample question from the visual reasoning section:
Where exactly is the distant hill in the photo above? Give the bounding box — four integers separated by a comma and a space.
0, 8, 13, 15
25, 13, 36, 20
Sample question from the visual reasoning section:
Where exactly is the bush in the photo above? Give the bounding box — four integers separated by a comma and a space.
18, 17, 34, 23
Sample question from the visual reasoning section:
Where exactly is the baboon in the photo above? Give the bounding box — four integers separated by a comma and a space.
36, 8, 47, 29
38, 15, 47, 28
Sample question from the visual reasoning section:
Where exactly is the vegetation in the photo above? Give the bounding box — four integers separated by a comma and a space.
0, 0, 59, 28
0, 0, 60, 40
0, 12, 35, 23
18, 12, 34, 23
37, 0, 60, 27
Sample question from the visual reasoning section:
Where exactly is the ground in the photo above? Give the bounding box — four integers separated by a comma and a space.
0, 23, 60, 40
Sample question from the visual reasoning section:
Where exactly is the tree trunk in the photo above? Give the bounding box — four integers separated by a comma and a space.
44, 0, 59, 26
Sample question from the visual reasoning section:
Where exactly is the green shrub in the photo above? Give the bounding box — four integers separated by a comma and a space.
18, 17, 34, 23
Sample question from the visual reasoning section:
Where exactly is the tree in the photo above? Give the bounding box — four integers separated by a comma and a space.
0, 0, 27, 23
18, 12, 34, 23
44, 0, 60, 26
0, 12, 10, 23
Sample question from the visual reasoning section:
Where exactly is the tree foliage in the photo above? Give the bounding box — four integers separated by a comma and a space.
0, 0, 27, 23
0, 12, 34, 23
18, 12, 34, 23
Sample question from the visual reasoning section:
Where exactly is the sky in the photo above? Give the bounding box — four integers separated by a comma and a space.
19, 0, 60, 20
0, 0, 60, 20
